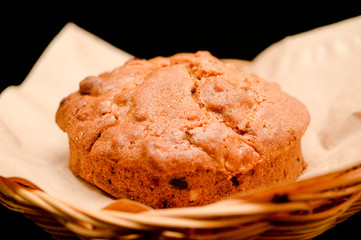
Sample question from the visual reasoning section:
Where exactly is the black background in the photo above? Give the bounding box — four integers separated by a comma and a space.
1, 3, 361, 239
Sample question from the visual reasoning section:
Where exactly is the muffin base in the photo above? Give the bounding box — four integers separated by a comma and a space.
69, 139, 306, 209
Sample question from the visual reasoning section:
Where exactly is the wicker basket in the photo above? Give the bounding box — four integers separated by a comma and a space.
1, 162, 361, 240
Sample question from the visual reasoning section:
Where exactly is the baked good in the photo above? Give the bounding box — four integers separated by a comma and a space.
56, 51, 310, 208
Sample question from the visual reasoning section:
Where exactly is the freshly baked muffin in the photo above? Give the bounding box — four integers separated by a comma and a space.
56, 51, 310, 208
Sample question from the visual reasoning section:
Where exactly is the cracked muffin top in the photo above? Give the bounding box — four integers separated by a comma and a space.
56, 51, 310, 176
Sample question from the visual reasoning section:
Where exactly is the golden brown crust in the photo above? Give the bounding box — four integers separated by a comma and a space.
56, 51, 310, 208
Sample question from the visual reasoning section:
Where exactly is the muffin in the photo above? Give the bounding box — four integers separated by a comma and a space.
56, 51, 310, 208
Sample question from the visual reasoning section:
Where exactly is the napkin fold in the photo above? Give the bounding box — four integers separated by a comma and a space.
0, 23, 132, 208
249, 16, 361, 179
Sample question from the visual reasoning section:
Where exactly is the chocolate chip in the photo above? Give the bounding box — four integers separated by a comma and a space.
161, 200, 168, 208
230, 176, 240, 187
169, 177, 188, 190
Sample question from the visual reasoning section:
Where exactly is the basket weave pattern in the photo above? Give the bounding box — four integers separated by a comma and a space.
1, 163, 361, 240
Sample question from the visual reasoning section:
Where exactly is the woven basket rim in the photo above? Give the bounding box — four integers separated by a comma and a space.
1, 162, 361, 239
